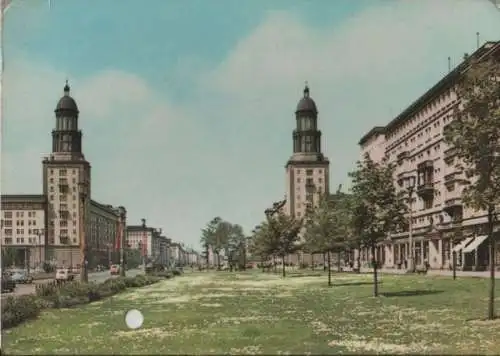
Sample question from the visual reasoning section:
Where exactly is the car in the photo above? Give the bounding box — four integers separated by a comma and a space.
110, 265, 120, 275
1, 274, 16, 293
10, 271, 33, 284
55, 268, 75, 282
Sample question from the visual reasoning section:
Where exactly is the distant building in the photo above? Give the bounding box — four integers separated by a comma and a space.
126, 224, 166, 264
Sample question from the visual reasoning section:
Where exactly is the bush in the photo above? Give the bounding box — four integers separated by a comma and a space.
2, 295, 43, 329
3, 275, 161, 330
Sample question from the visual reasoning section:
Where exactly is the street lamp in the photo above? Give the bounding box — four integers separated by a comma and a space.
405, 175, 416, 273
141, 218, 147, 273
78, 180, 89, 283
117, 207, 126, 277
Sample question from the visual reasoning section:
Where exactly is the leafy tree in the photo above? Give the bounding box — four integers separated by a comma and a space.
266, 212, 303, 277
443, 55, 500, 320
349, 153, 408, 297
200, 217, 223, 269
248, 224, 273, 272
303, 191, 352, 286
225, 224, 246, 271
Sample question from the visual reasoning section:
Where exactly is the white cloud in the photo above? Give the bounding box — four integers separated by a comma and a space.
2, 0, 500, 247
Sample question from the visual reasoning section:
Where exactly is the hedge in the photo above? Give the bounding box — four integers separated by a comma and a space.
2, 275, 161, 330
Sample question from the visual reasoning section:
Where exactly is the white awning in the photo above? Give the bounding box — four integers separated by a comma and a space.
463, 235, 489, 253
452, 237, 474, 253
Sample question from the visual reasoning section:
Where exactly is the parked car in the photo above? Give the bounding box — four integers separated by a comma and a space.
110, 265, 120, 275
10, 271, 33, 284
55, 267, 75, 282
1, 274, 16, 292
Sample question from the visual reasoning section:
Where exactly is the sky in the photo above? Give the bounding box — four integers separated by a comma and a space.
1, 0, 500, 249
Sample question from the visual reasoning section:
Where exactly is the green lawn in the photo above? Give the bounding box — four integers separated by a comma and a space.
3, 271, 500, 355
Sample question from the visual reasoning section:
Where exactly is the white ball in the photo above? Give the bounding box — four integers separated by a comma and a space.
125, 309, 144, 329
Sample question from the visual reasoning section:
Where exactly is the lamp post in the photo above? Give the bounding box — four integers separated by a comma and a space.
141, 218, 147, 273
118, 207, 126, 277
36, 229, 43, 269
405, 175, 416, 273
78, 180, 89, 283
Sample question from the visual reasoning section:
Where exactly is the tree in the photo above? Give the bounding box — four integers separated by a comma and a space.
225, 224, 246, 271
266, 212, 303, 277
303, 190, 352, 286
1, 247, 17, 268
443, 55, 500, 320
200, 217, 223, 269
248, 224, 273, 272
349, 153, 408, 297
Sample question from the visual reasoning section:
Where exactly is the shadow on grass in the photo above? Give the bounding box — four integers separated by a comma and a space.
289, 273, 324, 278
334, 281, 383, 287
381, 290, 444, 297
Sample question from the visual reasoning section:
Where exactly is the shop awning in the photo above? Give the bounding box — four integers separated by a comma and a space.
452, 237, 474, 253
463, 235, 489, 253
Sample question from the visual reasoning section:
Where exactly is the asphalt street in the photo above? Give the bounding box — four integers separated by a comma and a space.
1, 268, 144, 300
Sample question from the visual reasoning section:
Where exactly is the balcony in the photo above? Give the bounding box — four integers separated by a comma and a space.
60, 235, 70, 244
444, 148, 457, 164
417, 160, 434, 170
58, 182, 69, 194
397, 151, 409, 164
59, 210, 70, 218
417, 182, 434, 197
444, 198, 463, 217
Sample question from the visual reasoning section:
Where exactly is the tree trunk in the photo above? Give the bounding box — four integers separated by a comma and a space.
487, 207, 496, 320
356, 245, 361, 274
273, 256, 277, 273
323, 252, 327, 271
216, 253, 221, 270
282, 255, 286, 277
311, 253, 314, 270
327, 251, 332, 287
371, 244, 379, 297
337, 251, 341, 273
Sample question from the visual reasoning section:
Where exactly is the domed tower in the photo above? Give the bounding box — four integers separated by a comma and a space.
284, 84, 330, 218
51, 81, 83, 159
42, 81, 91, 268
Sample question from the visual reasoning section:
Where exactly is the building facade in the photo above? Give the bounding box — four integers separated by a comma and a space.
1, 83, 127, 269
357, 41, 500, 271
1, 195, 47, 268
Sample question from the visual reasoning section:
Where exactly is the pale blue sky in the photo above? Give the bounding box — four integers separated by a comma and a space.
2, 0, 500, 249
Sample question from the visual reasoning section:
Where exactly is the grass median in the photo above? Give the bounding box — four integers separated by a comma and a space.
3, 271, 500, 355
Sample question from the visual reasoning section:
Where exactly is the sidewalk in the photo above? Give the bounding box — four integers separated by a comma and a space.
358, 267, 500, 279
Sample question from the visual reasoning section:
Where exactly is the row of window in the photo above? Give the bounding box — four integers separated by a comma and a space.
49, 168, 77, 176
385, 90, 454, 142
3, 211, 38, 219
296, 169, 323, 175
1, 219, 39, 227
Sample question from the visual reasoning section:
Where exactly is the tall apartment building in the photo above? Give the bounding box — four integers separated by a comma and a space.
281, 85, 330, 265
358, 41, 500, 271
1, 83, 127, 269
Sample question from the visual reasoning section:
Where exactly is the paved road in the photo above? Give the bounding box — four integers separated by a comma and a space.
1, 269, 144, 300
